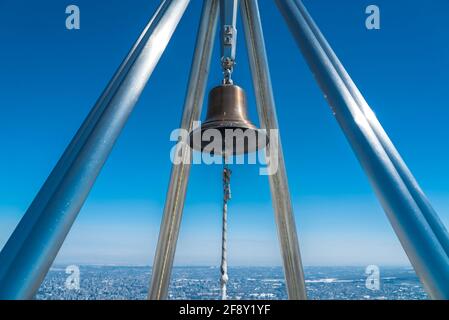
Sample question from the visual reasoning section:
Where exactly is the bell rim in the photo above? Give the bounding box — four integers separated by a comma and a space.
189, 123, 269, 156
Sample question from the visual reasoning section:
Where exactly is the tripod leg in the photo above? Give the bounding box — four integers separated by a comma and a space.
241, 0, 307, 300
276, 0, 449, 299
148, 0, 219, 300
294, 0, 449, 258
0, 0, 190, 300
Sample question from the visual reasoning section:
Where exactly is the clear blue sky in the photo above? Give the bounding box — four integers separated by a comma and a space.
0, 0, 448, 267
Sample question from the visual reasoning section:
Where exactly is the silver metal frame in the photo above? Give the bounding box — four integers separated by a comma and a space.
148, 0, 219, 300
0, 0, 190, 299
275, 0, 449, 299
240, 0, 307, 300
0, 0, 447, 301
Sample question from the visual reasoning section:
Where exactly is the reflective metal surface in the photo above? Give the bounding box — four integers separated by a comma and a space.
190, 84, 267, 155
220, 0, 239, 82
276, 0, 449, 299
241, 0, 307, 300
148, 0, 219, 300
0, 0, 190, 300
293, 0, 449, 259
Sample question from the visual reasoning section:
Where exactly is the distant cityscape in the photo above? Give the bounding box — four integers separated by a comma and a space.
36, 266, 428, 300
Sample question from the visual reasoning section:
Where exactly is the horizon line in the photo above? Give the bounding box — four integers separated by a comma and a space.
51, 264, 414, 268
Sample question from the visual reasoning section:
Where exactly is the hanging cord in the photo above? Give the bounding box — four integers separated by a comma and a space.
221, 159, 232, 300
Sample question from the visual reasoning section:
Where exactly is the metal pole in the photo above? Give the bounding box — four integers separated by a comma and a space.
0, 0, 190, 299
294, 0, 449, 258
275, 0, 449, 299
0, 0, 171, 296
148, 0, 219, 300
220, 0, 239, 83
240, 0, 307, 300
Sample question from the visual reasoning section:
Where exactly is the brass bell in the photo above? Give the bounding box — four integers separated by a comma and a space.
190, 84, 267, 156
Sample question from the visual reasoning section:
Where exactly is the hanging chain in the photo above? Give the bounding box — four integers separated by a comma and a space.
221, 159, 232, 300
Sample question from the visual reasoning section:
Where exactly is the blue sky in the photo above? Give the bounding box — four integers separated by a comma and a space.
0, 0, 448, 267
